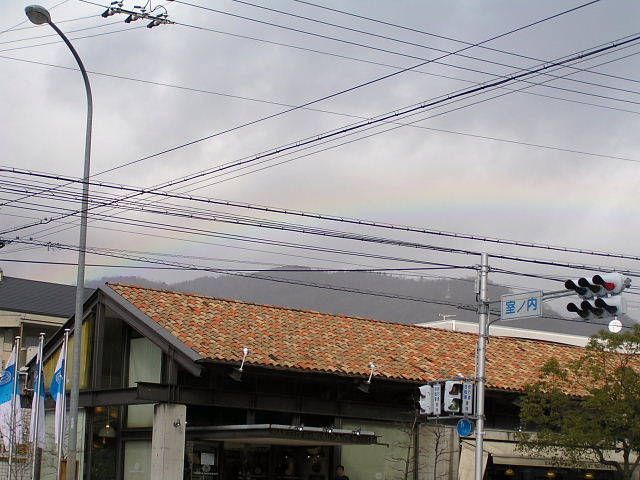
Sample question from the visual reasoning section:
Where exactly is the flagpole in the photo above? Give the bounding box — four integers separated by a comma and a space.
31, 333, 45, 480
57, 330, 69, 480
8, 335, 21, 480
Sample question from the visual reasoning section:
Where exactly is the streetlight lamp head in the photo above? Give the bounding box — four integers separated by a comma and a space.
25, 5, 51, 25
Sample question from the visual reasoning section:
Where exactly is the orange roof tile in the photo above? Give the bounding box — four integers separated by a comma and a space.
107, 283, 589, 392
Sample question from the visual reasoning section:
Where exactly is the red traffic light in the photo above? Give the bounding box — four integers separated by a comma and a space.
592, 273, 630, 294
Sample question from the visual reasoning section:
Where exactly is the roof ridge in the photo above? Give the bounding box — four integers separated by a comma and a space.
491, 333, 585, 350
106, 282, 477, 336
4, 275, 76, 288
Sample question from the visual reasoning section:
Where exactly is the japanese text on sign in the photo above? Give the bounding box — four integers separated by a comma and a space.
500, 291, 542, 320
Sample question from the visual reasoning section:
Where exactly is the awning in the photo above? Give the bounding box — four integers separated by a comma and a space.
187, 424, 378, 446
458, 441, 488, 480
458, 440, 618, 480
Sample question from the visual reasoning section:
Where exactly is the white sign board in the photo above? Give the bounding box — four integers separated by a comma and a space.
433, 383, 442, 416
501, 291, 542, 320
462, 382, 474, 414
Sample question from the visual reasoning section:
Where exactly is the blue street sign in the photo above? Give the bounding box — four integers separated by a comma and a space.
501, 291, 542, 320
457, 418, 473, 437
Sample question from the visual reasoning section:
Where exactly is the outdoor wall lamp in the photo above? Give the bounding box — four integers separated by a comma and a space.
356, 362, 376, 393
228, 347, 249, 382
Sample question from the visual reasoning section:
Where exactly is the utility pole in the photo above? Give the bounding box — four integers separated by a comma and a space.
475, 253, 489, 480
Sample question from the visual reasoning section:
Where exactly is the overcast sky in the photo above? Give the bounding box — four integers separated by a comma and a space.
1, 0, 640, 325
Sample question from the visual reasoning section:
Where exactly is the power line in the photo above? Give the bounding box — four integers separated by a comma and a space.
177, 42, 640, 190
0, 257, 466, 274
5, 1, 636, 199
5, 157, 640, 264
38, 5, 634, 120
31, 31, 634, 233
165, 41, 640, 191
1, 51, 638, 167
0, 0, 72, 35
3, 176, 633, 298
0, 238, 628, 330
1, 200, 484, 273
286, 0, 640, 87
12, 2, 640, 110
4, 14, 100, 32
2, 7, 636, 282
169, 20, 640, 112
4, 173, 640, 282
1, 211, 487, 279
226, 0, 640, 98
0, 24, 145, 53
0, 87, 631, 270
4, 19, 637, 230
5, 177, 636, 294
0, 19, 124, 46
94, 0, 608, 176
2, 237, 476, 309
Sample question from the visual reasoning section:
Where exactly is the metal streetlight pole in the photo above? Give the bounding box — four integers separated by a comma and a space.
24, 6, 92, 480
475, 253, 489, 480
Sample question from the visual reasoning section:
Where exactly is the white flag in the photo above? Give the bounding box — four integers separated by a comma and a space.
0, 346, 23, 450
50, 346, 66, 446
29, 353, 46, 449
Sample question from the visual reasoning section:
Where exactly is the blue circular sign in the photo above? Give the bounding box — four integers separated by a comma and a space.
457, 418, 473, 437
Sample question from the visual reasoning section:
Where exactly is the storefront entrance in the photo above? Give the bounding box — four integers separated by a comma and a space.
185, 442, 331, 480
459, 440, 619, 480
485, 463, 617, 480
222, 444, 331, 480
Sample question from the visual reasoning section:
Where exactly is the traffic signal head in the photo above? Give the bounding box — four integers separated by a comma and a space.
564, 279, 594, 299
418, 385, 433, 415
592, 273, 631, 294
566, 297, 627, 319
566, 301, 592, 318
566, 273, 631, 320
443, 380, 462, 413
594, 296, 627, 316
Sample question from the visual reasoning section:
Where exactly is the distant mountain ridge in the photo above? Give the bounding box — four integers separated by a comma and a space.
89, 269, 486, 323
88, 268, 608, 337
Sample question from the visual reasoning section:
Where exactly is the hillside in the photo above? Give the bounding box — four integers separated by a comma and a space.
87, 268, 611, 336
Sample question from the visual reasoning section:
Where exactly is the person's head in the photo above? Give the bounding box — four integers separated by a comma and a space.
336, 466, 345, 476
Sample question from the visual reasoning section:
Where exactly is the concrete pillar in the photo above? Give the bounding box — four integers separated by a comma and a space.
151, 403, 186, 480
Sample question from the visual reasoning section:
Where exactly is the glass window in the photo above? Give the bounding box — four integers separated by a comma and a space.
66, 314, 93, 390
44, 343, 63, 388
127, 337, 162, 428
100, 316, 125, 388
188, 442, 219, 480
128, 337, 162, 385
89, 406, 119, 480
124, 441, 152, 480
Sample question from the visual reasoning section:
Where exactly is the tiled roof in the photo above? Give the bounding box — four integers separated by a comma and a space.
0, 275, 94, 318
107, 283, 589, 392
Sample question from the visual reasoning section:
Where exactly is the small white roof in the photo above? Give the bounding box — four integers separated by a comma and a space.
416, 319, 589, 346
